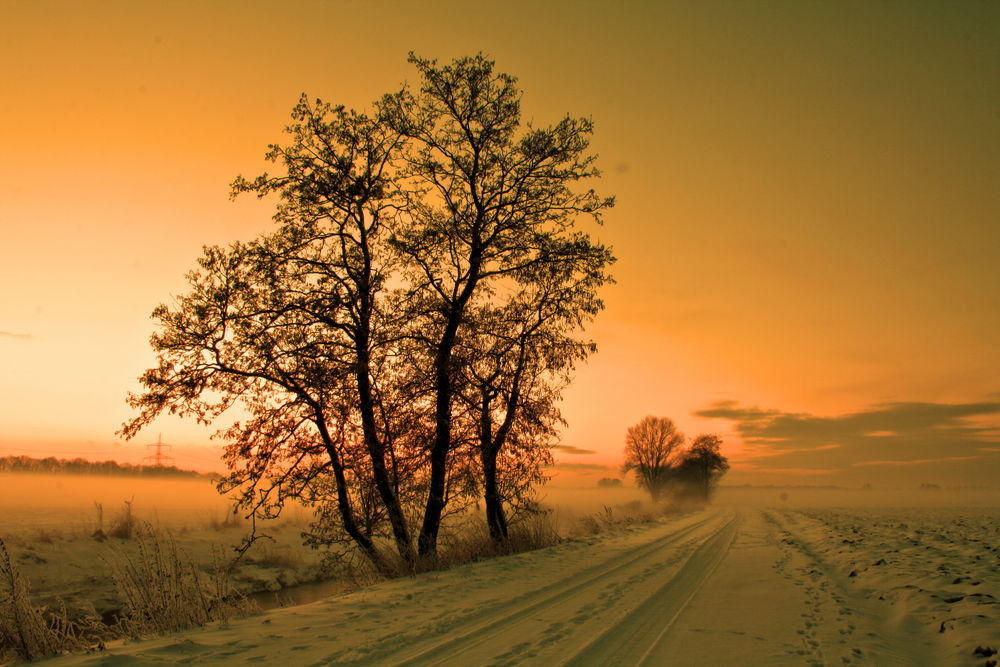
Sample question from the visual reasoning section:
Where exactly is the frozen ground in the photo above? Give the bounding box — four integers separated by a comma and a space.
768, 507, 1000, 666
34, 502, 999, 666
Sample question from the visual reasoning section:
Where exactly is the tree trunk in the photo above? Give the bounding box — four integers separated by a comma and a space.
481, 449, 509, 542
357, 346, 416, 568
354, 220, 417, 569
418, 333, 457, 558
480, 339, 525, 544
418, 253, 483, 559
315, 419, 392, 576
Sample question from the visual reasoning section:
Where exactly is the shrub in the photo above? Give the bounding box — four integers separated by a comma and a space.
108, 500, 139, 539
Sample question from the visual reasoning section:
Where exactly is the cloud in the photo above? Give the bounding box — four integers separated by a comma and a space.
550, 462, 614, 472
0, 331, 32, 339
694, 399, 1000, 471
551, 444, 597, 455
753, 467, 843, 476
853, 455, 983, 467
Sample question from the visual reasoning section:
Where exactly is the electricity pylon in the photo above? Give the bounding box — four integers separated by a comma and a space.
143, 434, 175, 468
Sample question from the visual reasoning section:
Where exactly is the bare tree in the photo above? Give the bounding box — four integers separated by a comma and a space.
230, 98, 423, 567
119, 240, 402, 572
623, 416, 685, 501
122, 53, 614, 569
382, 53, 614, 556
458, 254, 609, 542
122, 101, 417, 572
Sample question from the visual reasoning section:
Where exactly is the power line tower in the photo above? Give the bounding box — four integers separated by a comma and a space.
143, 434, 175, 468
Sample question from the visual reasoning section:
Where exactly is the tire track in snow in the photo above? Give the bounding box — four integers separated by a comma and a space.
561, 511, 740, 666
373, 510, 729, 666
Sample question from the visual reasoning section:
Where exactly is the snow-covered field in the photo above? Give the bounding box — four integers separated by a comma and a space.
767, 507, 1000, 666
27, 495, 999, 666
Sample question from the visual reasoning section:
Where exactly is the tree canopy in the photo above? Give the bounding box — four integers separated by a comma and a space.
122, 53, 614, 572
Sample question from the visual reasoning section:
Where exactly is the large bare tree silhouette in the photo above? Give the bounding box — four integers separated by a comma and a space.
122, 53, 614, 569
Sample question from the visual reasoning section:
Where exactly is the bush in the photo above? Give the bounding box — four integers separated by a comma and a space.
108, 500, 139, 539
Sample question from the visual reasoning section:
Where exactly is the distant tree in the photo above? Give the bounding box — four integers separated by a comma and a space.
673, 434, 729, 501
0, 455, 209, 479
622, 416, 685, 501
596, 477, 623, 488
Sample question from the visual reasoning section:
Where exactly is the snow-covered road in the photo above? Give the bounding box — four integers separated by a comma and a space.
45, 505, 993, 665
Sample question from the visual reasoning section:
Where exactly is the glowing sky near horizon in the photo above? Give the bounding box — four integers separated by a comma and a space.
1, 1, 998, 484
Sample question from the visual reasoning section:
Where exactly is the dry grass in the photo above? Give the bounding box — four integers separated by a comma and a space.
109, 527, 257, 638
334, 502, 654, 580
435, 510, 562, 570
0, 488, 668, 663
90, 499, 142, 542
0, 537, 111, 662
247, 542, 305, 571
33, 528, 62, 545
0, 523, 260, 662
567, 500, 660, 538
0, 536, 63, 660
208, 506, 243, 531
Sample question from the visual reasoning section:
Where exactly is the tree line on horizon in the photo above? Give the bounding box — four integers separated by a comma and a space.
122, 54, 615, 574
0, 455, 212, 479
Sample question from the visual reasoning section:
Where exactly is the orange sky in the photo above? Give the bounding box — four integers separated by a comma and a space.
2, 1, 998, 485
